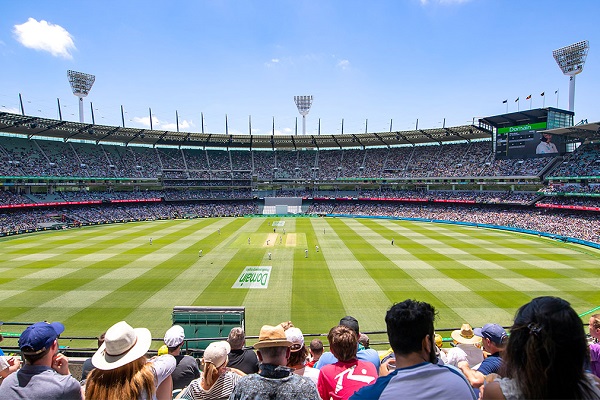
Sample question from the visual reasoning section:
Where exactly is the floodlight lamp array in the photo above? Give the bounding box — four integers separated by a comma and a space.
294, 95, 313, 116
68, 70, 96, 97
552, 40, 589, 76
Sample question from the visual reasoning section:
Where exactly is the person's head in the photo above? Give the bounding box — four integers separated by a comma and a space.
503, 296, 593, 399
386, 299, 437, 363
164, 325, 185, 354
19, 321, 64, 365
451, 323, 482, 347
328, 325, 358, 362
86, 321, 154, 399
228, 327, 246, 350
253, 325, 292, 366
202, 341, 231, 388
285, 327, 308, 368
541, 133, 553, 142
474, 323, 507, 353
309, 339, 324, 359
97, 332, 106, 348
358, 333, 370, 349
589, 314, 600, 341
339, 316, 360, 338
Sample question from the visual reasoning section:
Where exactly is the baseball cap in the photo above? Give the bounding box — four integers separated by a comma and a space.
164, 325, 185, 347
203, 341, 231, 367
474, 323, 508, 344
19, 321, 65, 355
285, 327, 305, 352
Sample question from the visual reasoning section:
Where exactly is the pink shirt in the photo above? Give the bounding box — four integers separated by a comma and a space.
318, 359, 377, 400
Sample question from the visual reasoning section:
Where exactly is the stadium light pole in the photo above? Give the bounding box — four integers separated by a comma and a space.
552, 40, 589, 112
67, 70, 95, 123
294, 95, 313, 135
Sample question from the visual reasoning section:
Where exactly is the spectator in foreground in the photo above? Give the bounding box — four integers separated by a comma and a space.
589, 314, 600, 378
318, 325, 377, 400
284, 326, 320, 384
350, 300, 476, 399
482, 296, 600, 399
80, 332, 105, 384
457, 324, 507, 394
0, 321, 82, 400
226, 327, 259, 374
164, 325, 200, 390
176, 341, 245, 399
229, 324, 320, 400
316, 316, 380, 372
446, 323, 483, 367
84, 321, 175, 400
0, 355, 21, 381
306, 338, 323, 368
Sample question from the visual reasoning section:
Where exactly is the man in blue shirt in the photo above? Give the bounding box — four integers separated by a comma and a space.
351, 300, 476, 400
0, 321, 82, 400
457, 323, 507, 391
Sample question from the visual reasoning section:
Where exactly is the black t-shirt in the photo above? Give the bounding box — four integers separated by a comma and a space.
227, 348, 260, 374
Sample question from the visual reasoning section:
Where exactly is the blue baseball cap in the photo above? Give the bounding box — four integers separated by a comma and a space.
474, 323, 507, 345
19, 322, 65, 355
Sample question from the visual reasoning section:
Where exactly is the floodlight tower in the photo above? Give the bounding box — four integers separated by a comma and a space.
67, 70, 96, 123
552, 40, 589, 112
294, 95, 313, 135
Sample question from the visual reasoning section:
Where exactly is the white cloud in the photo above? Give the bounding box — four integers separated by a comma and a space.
133, 115, 194, 131
265, 58, 281, 68
337, 59, 350, 70
13, 18, 76, 59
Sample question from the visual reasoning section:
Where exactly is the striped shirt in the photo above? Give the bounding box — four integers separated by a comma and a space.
179, 371, 242, 400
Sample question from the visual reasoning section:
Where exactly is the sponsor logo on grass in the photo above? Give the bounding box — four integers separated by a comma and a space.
272, 221, 286, 227
232, 266, 272, 289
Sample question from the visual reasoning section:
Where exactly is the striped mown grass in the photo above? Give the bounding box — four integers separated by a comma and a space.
1, 216, 599, 348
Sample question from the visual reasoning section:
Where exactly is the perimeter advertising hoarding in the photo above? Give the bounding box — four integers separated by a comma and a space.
494, 122, 564, 159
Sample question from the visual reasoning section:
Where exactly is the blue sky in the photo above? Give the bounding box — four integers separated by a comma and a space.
1, 0, 598, 136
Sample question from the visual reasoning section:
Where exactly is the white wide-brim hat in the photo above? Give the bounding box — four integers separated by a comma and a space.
92, 321, 152, 370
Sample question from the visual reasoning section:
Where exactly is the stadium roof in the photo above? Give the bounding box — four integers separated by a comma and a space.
479, 107, 574, 129
0, 112, 492, 150
541, 121, 600, 142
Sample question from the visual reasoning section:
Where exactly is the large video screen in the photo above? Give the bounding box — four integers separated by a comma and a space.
494, 122, 565, 159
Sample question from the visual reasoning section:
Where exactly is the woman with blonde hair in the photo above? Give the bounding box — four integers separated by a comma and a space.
84, 321, 176, 400
177, 341, 245, 400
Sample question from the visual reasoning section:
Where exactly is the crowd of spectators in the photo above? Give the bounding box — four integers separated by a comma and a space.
307, 201, 600, 243
549, 142, 600, 178
2, 135, 578, 180
2, 297, 599, 399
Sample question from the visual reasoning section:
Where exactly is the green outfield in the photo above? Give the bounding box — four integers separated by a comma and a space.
1, 216, 599, 348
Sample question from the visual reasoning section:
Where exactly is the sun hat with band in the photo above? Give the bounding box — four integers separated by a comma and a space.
92, 321, 152, 370
203, 341, 231, 367
285, 327, 305, 352
450, 323, 482, 345
253, 325, 293, 349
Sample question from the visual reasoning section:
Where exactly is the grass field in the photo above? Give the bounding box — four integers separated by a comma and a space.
1, 216, 599, 348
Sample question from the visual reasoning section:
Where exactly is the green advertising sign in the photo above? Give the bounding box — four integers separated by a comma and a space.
497, 122, 547, 134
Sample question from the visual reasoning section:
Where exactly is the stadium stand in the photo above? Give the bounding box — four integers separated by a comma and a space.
0, 110, 599, 244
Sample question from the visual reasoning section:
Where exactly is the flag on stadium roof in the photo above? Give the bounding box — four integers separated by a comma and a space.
515, 97, 519, 102
502, 99, 507, 103
540, 92, 545, 96
526, 94, 532, 100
